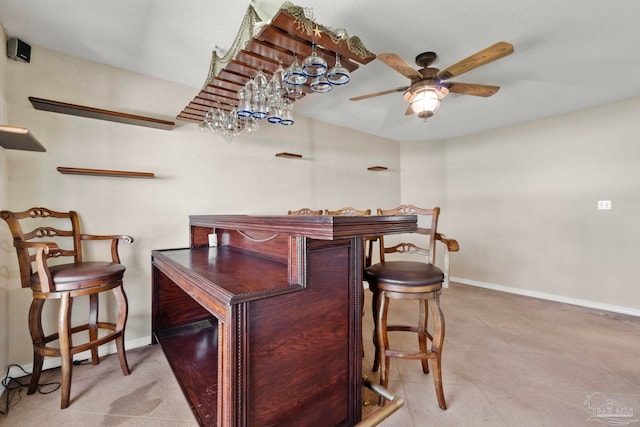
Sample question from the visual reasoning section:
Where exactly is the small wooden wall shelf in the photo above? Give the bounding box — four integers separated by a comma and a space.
275, 152, 303, 159
0, 125, 46, 152
57, 167, 154, 179
29, 97, 175, 130
367, 166, 388, 171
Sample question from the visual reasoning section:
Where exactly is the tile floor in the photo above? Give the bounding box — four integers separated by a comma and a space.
1, 283, 639, 426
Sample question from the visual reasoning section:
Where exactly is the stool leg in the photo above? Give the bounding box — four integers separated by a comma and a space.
428, 293, 447, 410
377, 292, 390, 389
418, 300, 430, 374
88, 293, 100, 365
58, 293, 73, 409
371, 289, 380, 372
113, 284, 131, 376
27, 299, 45, 395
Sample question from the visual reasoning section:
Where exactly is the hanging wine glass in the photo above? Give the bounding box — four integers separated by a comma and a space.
327, 52, 350, 85
237, 84, 253, 118
223, 108, 239, 142
253, 70, 268, 92
267, 66, 284, 97
267, 96, 282, 124
213, 106, 225, 132
285, 82, 304, 99
273, 63, 286, 86
246, 71, 267, 119
284, 53, 307, 86
310, 76, 332, 93
202, 108, 214, 132
251, 87, 267, 120
302, 43, 327, 77
280, 97, 294, 126
245, 117, 259, 133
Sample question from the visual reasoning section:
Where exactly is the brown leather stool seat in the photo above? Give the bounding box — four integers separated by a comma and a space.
367, 261, 444, 291
30, 262, 125, 292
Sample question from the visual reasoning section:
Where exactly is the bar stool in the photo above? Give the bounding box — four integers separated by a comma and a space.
324, 206, 374, 266
1, 207, 133, 409
287, 208, 323, 215
364, 205, 447, 410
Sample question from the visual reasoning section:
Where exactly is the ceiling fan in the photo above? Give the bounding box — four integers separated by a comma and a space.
350, 41, 514, 120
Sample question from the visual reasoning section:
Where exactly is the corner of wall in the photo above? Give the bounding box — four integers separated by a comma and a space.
0, 21, 11, 392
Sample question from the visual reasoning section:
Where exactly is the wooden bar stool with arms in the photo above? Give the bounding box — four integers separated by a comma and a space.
324, 206, 374, 266
0, 207, 134, 409
287, 208, 323, 215
364, 205, 447, 410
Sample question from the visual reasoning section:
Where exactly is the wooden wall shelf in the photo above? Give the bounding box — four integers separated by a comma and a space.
57, 167, 154, 179
0, 125, 46, 152
29, 97, 175, 130
275, 152, 303, 159
368, 166, 388, 171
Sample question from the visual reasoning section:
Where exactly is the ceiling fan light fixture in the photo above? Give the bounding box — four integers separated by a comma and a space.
408, 86, 449, 120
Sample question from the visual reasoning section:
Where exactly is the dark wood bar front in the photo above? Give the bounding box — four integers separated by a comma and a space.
151, 214, 416, 426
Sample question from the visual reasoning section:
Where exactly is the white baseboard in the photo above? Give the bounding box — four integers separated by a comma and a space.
5, 336, 152, 381
451, 276, 640, 317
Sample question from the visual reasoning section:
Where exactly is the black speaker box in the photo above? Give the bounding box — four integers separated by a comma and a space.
7, 38, 31, 63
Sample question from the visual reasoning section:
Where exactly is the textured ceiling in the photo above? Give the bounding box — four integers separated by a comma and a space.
2, 0, 640, 142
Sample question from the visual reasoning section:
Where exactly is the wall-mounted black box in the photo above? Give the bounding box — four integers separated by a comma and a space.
7, 38, 31, 63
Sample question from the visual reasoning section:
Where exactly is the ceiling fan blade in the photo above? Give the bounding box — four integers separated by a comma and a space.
437, 41, 514, 80
447, 82, 500, 97
349, 86, 408, 101
377, 53, 423, 80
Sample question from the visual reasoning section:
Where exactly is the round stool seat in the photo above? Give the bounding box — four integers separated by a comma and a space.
366, 261, 444, 293
366, 260, 448, 410
31, 261, 126, 292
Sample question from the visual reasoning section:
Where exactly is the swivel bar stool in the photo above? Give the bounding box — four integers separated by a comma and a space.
1, 207, 133, 409
365, 205, 447, 410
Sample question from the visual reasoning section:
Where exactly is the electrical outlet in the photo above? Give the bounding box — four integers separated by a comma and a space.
597, 200, 612, 210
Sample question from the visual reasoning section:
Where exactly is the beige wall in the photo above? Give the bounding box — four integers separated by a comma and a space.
3, 46, 401, 368
401, 98, 640, 314
400, 139, 447, 209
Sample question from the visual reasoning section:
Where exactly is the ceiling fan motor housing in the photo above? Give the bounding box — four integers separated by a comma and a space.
403, 79, 445, 102
415, 51, 437, 68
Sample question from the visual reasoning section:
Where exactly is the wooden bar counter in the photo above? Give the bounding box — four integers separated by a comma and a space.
151, 214, 416, 426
